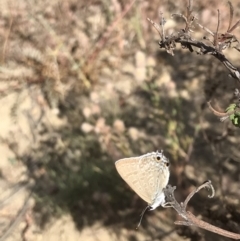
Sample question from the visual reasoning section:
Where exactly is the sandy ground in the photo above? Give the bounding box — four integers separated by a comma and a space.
0, 0, 240, 241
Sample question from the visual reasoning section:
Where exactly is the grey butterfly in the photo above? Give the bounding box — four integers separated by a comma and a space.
115, 150, 170, 210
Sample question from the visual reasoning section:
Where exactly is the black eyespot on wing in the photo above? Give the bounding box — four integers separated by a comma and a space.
165, 162, 170, 167
156, 156, 161, 161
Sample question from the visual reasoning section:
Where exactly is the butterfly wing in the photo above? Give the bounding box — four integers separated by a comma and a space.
115, 152, 169, 205
115, 156, 152, 203
146, 156, 170, 206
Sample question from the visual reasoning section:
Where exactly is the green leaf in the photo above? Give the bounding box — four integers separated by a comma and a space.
229, 114, 235, 121
226, 103, 236, 112
234, 117, 238, 125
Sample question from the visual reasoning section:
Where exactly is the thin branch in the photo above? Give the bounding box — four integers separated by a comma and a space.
214, 10, 220, 48
0, 192, 32, 241
174, 38, 240, 81
2, 17, 13, 64
163, 181, 240, 240
228, 20, 240, 33
197, 23, 214, 36
182, 180, 215, 209
188, 0, 193, 15
148, 1, 240, 80
147, 18, 163, 40
0, 182, 29, 209
172, 13, 188, 25
175, 211, 240, 240
227, 1, 234, 32
159, 12, 166, 41
207, 101, 232, 117
86, 0, 136, 65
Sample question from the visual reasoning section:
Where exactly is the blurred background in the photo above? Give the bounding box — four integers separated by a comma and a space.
0, 0, 239, 240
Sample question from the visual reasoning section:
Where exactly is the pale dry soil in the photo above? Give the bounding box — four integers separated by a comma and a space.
0, 0, 240, 240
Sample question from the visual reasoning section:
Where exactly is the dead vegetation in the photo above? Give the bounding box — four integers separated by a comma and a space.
0, 0, 239, 240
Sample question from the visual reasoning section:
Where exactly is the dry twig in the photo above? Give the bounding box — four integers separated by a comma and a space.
0, 191, 32, 241
86, 0, 136, 65
147, 0, 240, 81
163, 181, 240, 240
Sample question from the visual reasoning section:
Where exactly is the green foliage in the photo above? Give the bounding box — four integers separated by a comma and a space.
226, 103, 240, 128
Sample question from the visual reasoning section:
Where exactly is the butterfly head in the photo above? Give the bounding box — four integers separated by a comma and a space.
155, 150, 170, 167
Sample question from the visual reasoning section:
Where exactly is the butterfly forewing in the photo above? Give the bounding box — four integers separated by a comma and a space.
115, 156, 152, 203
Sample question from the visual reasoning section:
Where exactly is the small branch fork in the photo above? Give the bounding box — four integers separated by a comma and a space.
207, 101, 235, 121
147, 0, 240, 82
163, 181, 240, 240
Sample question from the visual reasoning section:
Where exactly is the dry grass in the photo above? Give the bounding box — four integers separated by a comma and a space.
0, 0, 239, 240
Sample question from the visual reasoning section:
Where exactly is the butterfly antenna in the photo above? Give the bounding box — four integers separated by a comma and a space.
136, 206, 149, 229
